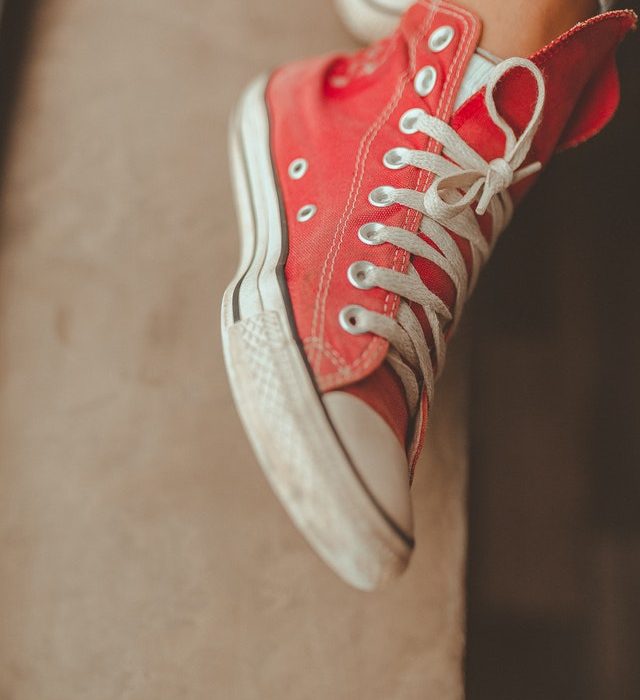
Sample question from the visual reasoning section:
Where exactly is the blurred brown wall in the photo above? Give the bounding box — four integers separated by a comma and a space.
466, 5, 640, 697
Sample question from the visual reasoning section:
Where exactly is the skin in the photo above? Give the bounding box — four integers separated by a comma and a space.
463, 0, 601, 57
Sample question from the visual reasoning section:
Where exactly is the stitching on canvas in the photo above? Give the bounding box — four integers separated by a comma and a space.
308, 0, 449, 372
303, 338, 349, 369
307, 35, 420, 372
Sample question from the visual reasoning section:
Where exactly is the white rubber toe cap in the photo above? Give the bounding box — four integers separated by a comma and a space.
323, 390, 414, 543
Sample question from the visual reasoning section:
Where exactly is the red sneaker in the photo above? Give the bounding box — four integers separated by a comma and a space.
221, 1, 635, 589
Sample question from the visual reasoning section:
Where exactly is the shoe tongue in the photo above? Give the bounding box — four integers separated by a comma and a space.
453, 49, 499, 111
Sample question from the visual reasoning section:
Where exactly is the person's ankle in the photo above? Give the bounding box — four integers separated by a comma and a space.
465, 0, 600, 58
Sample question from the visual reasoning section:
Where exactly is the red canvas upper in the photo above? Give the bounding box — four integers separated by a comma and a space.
265, 1, 636, 463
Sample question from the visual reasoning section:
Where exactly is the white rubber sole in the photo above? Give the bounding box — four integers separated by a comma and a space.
221, 77, 413, 591
334, 0, 408, 43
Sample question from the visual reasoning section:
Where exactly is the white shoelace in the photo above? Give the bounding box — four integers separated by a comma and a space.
340, 58, 546, 415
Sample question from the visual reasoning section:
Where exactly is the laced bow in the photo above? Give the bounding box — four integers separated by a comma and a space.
342, 58, 546, 419
422, 58, 545, 224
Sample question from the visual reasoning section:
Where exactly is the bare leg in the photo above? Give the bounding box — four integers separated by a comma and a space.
463, 0, 600, 56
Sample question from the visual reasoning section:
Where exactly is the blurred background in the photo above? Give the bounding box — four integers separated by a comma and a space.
0, 1, 638, 698
466, 6, 640, 695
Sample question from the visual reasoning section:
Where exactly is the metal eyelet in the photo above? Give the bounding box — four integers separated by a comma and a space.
368, 186, 395, 207
288, 158, 308, 180
358, 222, 384, 245
383, 147, 410, 170
428, 25, 455, 52
413, 65, 438, 97
338, 305, 368, 334
399, 108, 425, 134
347, 261, 375, 290
296, 204, 317, 222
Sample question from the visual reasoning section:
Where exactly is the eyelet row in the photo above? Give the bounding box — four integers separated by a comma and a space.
368, 106, 422, 206
339, 223, 386, 326
339, 221, 387, 326
412, 26, 455, 100
339, 26, 456, 332
287, 157, 317, 223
